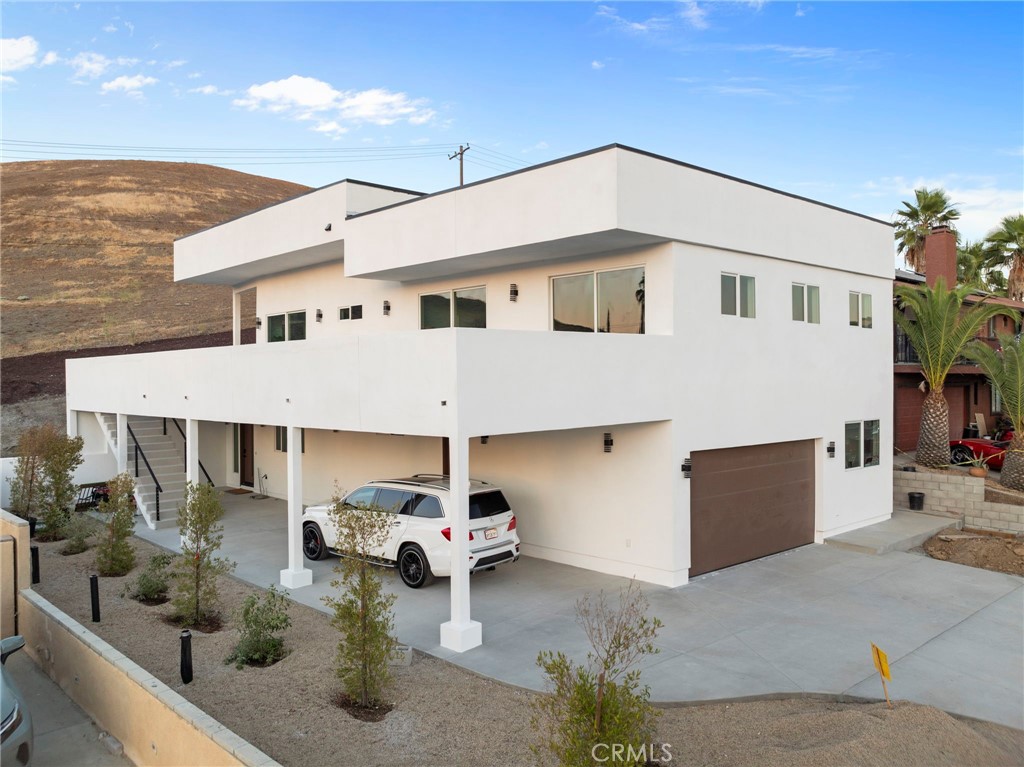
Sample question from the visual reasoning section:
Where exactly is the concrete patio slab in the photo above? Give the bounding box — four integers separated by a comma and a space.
825, 510, 957, 554
133, 492, 1024, 730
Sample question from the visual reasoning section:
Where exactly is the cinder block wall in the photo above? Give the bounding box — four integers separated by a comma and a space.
893, 470, 1024, 533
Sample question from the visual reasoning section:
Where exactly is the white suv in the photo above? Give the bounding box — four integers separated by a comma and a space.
300, 475, 521, 588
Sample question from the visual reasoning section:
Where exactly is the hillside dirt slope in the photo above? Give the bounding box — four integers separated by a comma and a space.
0, 159, 310, 358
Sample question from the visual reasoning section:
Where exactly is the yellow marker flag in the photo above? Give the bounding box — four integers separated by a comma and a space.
871, 642, 891, 681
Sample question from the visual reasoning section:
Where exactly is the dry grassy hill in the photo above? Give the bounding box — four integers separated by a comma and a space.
0, 160, 311, 358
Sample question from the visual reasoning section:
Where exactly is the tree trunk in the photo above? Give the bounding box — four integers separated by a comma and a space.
1000, 434, 1024, 492
916, 389, 950, 468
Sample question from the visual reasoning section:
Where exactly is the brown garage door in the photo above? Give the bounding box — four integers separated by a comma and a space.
690, 440, 814, 577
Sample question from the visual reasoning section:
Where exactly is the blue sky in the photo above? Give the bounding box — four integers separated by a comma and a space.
2, 1, 1021, 244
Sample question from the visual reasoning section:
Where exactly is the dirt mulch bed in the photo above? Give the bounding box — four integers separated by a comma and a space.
923, 527, 1024, 576
30, 533, 1024, 767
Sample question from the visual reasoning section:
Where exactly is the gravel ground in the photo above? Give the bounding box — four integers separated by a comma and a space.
31, 530, 1024, 767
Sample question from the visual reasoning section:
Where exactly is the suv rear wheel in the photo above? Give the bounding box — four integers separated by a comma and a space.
398, 544, 434, 588
303, 523, 328, 561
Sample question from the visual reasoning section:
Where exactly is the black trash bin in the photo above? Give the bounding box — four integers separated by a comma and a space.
908, 491, 925, 511
962, 425, 980, 438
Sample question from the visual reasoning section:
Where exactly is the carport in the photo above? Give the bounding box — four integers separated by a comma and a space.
133, 493, 1024, 729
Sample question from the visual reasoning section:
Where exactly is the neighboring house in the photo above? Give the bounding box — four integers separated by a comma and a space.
893, 226, 1024, 452
65, 144, 894, 651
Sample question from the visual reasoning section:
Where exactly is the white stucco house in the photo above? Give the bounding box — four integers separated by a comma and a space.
65, 144, 894, 651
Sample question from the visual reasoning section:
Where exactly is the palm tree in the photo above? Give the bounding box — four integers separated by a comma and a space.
965, 334, 1024, 491
984, 214, 1024, 301
894, 188, 960, 272
894, 278, 1014, 468
957, 241, 989, 289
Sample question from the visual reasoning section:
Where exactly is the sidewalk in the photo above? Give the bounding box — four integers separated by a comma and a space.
4, 650, 133, 767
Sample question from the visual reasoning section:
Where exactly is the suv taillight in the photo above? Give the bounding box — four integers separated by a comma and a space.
508, 515, 517, 531
441, 528, 474, 541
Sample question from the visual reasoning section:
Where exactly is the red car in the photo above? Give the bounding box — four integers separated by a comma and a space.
949, 430, 1013, 470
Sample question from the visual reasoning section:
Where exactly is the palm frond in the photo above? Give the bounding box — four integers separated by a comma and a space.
965, 333, 1024, 433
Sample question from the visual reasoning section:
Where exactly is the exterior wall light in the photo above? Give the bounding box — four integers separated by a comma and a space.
510, 283, 519, 302
682, 457, 692, 478
316, 309, 323, 322
603, 433, 613, 453
481, 436, 489, 445
383, 300, 391, 316
324, 223, 332, 232
255, 317, 262, 330
827, 441, 836, 458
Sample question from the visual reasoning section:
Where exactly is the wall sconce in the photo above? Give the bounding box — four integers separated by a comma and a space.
827, 441, 836, 459
255, 317, 262, 330
681, 457, 692, 478
603, 433, 613, 453
316, 309, 323, 322
481, 436, 489, 445
509, 283, 519, 302
324, 223, 332, 232
383, 300, 391, 316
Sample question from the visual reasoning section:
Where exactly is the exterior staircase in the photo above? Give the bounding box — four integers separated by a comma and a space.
95, 413, 187, 529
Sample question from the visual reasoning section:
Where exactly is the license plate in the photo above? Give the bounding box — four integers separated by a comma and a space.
485, 527, 498, 540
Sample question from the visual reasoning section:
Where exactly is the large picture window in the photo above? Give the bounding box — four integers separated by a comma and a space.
552, 266, 645, 334
267, 311, 306, 342
792, 283, 820, 323
420, 287, 486, 329
845, 419, 880, 469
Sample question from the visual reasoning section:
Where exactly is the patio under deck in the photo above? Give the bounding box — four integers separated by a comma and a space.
133, 491, 1024, 728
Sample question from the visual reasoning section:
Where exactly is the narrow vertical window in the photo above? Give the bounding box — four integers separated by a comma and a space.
721, 274, 737, 316
861, 294, 872, 329
864, 420, 880, 467
807, 285, 820, 324
232, 424, 239, 473
849, 292, 860, 327
739, 275, 756, 318
845, 422, 862, 469
792, 284, 805, 321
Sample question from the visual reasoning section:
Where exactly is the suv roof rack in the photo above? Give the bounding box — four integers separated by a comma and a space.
411, 474, 492, 486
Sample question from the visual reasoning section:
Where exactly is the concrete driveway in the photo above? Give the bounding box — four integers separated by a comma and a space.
135, 495, 1024, 730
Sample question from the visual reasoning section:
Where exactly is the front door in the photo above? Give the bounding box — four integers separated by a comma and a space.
240, 424, 254, 487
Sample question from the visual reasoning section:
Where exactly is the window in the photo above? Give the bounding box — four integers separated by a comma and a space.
845, 420, 880, 469
411, 494, 444, 518
992, 385, 1003, 414
374, 489, 415, 515
721, 273, 756, 318
552, 266, 645, 333
849, 292, 872, 328
338, 305, 363, 321
420, 287, 486, 329
792, 284, 820, 323
343, 486, 378, 508
274, 426, 305, 453
232, 424, 239, 473
267, 311, 306, 342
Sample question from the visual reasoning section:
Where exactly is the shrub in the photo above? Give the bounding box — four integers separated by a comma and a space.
7, 423, 59, 519
322, 493, 397, 709
226, 586, 292, 669
121, 553, 173, 604
171, 482, 235, 628
59, 514, 95, 555
95, 473, 137, 576
36, 431, 84, 541
531, 581, 663, 767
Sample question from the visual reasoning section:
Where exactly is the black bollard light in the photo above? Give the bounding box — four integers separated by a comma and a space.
180, 630, 193, 684
30, 546, 40, 585
90, 574, 100, 622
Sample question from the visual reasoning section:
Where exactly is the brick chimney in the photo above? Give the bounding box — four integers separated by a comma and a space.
924, 225, 957, 288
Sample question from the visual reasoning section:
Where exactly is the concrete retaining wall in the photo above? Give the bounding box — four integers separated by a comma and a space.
893, 470, 1024, 534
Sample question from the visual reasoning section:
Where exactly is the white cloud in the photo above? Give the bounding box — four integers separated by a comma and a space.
101, 73, 158, 97
795, 4, 808, 17
187, 71, 201, 79
41, 51, 59, 66
591, 60, 605, 70
124, 21, 135, 36
116, 57, 139, 67
234, 75, 436, 134
679, 2, 710, 30
166, 59, 187, 69
733, 43, 839, 60
1, 74, 15, 84
2, 36, 40, 72
70, 51, 111, 79
596, 5, 671, 34
189, 84, 231, 96
103, 24, 117, 33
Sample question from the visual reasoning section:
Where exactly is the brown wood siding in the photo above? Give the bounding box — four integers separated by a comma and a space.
690, 440, 815, 577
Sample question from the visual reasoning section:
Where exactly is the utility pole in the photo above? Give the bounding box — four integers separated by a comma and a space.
449, 144, 470, 187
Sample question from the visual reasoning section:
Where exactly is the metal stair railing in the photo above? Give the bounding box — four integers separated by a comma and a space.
165, 418, 214, 486
126, 422, 162, 522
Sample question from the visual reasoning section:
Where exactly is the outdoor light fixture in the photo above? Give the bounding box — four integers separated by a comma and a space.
603, 433, 613, 453
324, 223, 332, 232
481, 436, 489, 445
256, 317, 262, 330
510, 283, 519, 302
827, 441, 836, 458
383, 300, 391, 316
682, 458, 692, 478
316, 309, 323, 322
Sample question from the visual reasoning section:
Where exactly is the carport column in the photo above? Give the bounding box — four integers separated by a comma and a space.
116, 413, 128, 474
440, 434, 482, 652
280, 424, 312, 588
66, 409, 78, 439
185, 418, 200, 485
232, 290, 242, 346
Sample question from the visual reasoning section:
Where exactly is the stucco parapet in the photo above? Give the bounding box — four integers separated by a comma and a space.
211, 727, 281, 766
